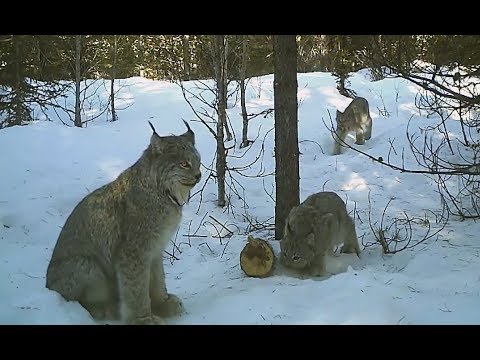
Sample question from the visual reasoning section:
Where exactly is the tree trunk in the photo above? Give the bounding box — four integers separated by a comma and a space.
215, 35, 227, 207
12, 36, 26, 126
74, 35, 82, 128
337, 72, 347, 96
240, 36, 251, 149
138, 35, 145, 77
110, 35, 118, 122
223, 36, 233, 142
273, 35, 300, 240
182, 35, 191, 80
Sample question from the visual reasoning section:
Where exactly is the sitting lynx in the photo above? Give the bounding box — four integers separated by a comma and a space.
45, 120, 202, 325
280, 191, 360, 277
333, 96, 372, 155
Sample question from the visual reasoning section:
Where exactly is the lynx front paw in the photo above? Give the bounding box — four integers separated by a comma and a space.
128, 314, 165, 325
88, 304, 118, 321
308, 264, 329, 277
152, 293, 184, 317
310, 269, 329, 277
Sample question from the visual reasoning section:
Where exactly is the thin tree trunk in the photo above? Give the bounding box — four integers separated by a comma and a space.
215, 35, 227, 207
138, 35, 144, 77
13, 36, 26, 126
337, 72, 347, 96
110, 35, 118, 122
273, 35, 300, 240
182, 35, 191, 80
74, 35, 82, 128
240, 36, 251, 148
223, 36, 233, 142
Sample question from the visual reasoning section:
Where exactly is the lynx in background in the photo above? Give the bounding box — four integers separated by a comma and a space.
45, 120, 202, 325
280, 191, 360, 277
333, 96, 373, 155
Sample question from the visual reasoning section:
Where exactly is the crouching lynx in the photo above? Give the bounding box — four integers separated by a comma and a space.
280, 191, 360, 277
45, 120, 202, 325
333, 97, 372, 155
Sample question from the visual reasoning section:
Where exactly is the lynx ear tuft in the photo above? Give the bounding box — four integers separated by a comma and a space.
148, 121, 164, 153
148, 121, 158, 136
182, 120, 195, 144
183, 119, 192, 133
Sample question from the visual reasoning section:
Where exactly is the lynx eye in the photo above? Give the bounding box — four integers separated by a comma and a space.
292, 255, 300, 261
180, 161, 191, 169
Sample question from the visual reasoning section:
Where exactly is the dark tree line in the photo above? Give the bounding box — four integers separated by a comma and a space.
2, 35, 478, 85
1, 34, 479, 129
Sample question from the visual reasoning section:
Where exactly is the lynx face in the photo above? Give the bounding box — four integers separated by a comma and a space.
163, 141, 202, 189
280, 206, 316, 270
146, 123, 202, 205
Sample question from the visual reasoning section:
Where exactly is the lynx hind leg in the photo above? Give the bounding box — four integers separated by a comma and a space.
150, 257, 184, 318
365, 119, 372, 140
340, 217, 361, 257
333, 127, 348, 155
364, 116, 372, 140
152, 294, 184, 318
46, 256, 119, 321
